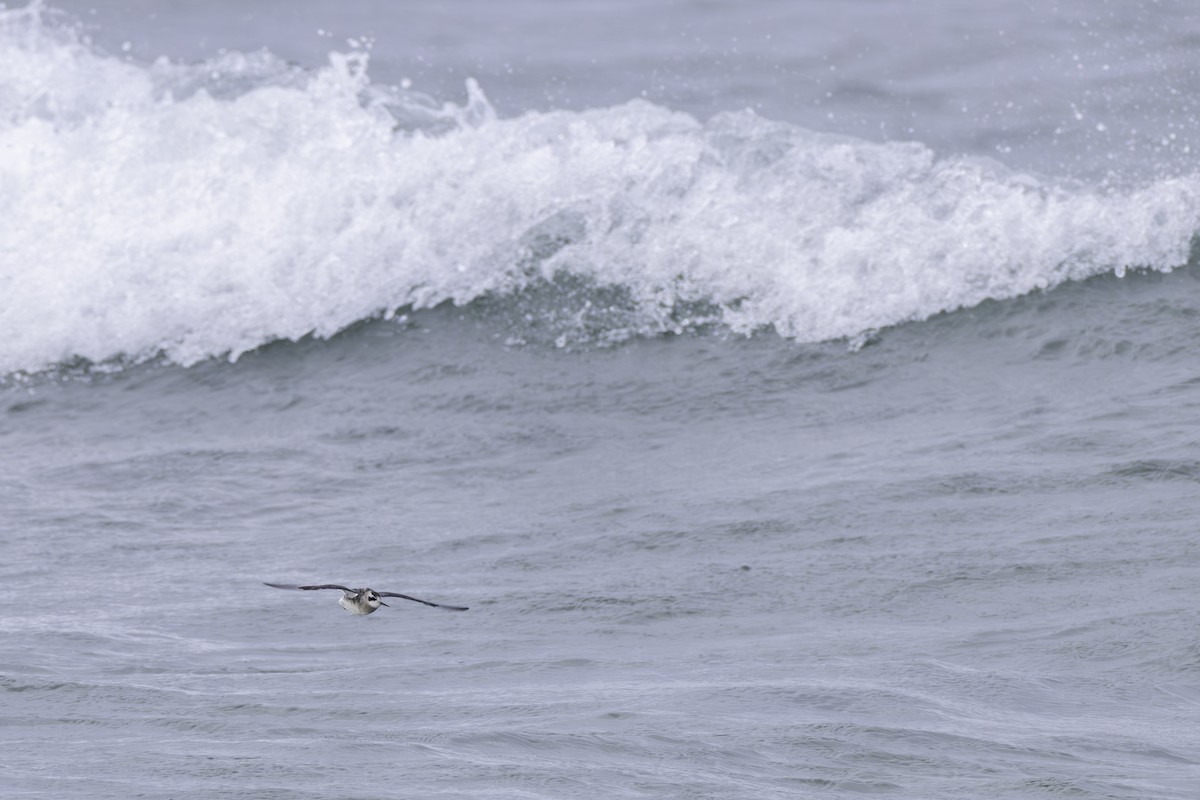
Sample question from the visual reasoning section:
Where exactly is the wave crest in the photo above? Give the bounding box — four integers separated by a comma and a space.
2, 4, 1199, 375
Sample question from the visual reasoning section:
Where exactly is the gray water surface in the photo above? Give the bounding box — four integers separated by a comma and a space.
4, 1, 1200, 797
6, 270, 1200, 797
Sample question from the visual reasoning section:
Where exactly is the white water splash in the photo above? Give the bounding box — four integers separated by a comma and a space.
1, 3, 1199, 374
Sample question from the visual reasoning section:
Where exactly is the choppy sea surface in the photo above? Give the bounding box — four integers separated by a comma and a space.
3, 2, 1200, 797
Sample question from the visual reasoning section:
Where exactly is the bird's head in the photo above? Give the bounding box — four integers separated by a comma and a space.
361, 589, 388, 609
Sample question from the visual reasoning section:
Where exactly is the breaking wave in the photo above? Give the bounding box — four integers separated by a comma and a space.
2, 2, 1199, 375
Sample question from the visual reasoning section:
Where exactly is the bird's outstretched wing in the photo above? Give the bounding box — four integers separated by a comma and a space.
264, 582, 354, 592
378, 591, 469, 611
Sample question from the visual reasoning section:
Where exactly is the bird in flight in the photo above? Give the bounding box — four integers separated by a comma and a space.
264, 582, 469, 615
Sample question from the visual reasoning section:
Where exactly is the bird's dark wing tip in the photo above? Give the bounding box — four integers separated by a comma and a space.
264, 582, 352, 592
377, 591, 470, 610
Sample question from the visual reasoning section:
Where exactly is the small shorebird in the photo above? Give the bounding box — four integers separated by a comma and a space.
264, 582, 469, 615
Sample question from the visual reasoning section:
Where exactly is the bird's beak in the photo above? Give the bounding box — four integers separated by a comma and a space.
379, 600, 389, 607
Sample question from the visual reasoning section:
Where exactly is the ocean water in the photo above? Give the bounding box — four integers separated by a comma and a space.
3, 1, 1200, 797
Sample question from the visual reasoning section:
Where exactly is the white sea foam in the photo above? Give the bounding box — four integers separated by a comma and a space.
2, 3, 1199, 374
